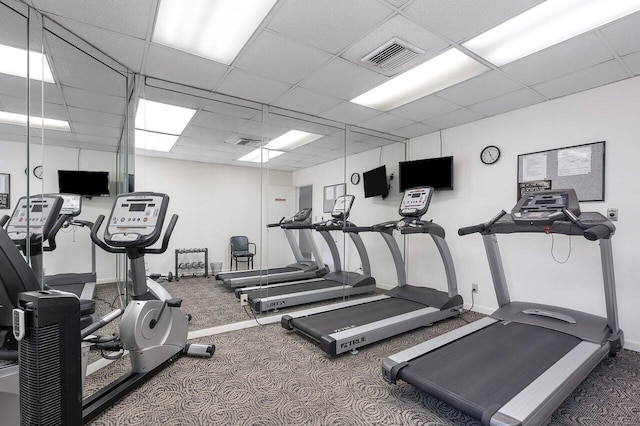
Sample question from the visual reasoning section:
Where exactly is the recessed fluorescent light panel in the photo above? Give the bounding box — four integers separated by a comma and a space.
153, 0, 278, 65
266, 130, 323, 151
135, 99, 196, 134
463, 0, 640, 66
135, 129, 179, 152
351, 49, 488, 111
134, 99, 196, 152
238, 148, 284, 163
0, 44, 55, 83
0, 111, 69, 131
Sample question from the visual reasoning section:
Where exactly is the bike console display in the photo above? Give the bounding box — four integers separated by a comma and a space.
399, 187, 433, 218
511, 189, 580, 225
58, 193, 82, 217
105, 192, 169, 247
6, 195, 63, 243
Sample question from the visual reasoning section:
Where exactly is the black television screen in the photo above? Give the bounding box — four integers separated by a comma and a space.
58, 170, 110, 197
363, 165, 389, 198
399, 156, 453, 191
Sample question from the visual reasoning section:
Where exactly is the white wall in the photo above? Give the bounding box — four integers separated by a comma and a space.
0, 140, 117, 283
134, 156, 294, 276
407, 76, 640, 351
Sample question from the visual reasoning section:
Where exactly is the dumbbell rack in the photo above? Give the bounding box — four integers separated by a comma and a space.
175, 248, 209, 281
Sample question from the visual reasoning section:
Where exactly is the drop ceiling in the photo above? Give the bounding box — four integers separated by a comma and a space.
1, 0, 639, 171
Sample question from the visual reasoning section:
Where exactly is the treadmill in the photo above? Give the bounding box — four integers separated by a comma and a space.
216, 208, 329, 288
282, 187, 463, 355
235, 195, 376, 312
382, 189, 624, 426
43, 194, 97, 300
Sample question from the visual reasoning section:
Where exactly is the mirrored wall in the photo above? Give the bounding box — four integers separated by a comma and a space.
1, 0, 408, 328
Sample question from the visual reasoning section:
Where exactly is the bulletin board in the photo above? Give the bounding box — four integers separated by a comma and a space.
517, 141, 605, 202
323, 183, 345, 213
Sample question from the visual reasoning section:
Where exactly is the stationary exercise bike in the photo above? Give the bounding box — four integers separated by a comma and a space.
16, 192, 214, 424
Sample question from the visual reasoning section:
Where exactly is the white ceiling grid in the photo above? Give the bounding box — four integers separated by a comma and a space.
0, 0, 638, 171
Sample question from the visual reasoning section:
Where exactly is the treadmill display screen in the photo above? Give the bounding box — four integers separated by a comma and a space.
129, 203, 146, 212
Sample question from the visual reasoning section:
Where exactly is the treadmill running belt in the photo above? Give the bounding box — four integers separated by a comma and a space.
291, 298, 428, 337
397, 321, 580, 421
246, 280, 333, 298
217, 266, 298, 280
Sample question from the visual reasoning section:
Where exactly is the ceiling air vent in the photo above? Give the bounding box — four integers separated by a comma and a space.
233, 138, 261, 147
362, 38, 423, 71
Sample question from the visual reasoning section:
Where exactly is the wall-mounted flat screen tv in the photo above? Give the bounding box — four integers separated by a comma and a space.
58, 170, 110, 197
399, 156, 453, 191
363, 165, 389, 199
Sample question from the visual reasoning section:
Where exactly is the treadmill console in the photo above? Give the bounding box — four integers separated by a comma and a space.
105, 192, 169, 247
292, 208, 312, 223
57, 193, 82, 217
399, 187, 433, 218
511, 189, 580, 225
6, 195, 63, 242
331, 195, 355, 220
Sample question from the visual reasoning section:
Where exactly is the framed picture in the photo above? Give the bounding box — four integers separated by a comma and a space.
0, 173, 9, 209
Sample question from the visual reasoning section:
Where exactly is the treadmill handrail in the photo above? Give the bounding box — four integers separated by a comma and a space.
0, 215, 8, 228
266, 217, 285, 228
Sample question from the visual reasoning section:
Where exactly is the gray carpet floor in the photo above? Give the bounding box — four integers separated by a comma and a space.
84, 277, 640, 425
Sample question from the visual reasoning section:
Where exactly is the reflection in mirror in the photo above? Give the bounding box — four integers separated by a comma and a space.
133, 78, 266, 327
32, 13, 127, 298
345, 127, 406, 295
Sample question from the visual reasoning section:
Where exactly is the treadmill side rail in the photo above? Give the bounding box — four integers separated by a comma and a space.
382, 317, 497, 383
493, 341, 608, 426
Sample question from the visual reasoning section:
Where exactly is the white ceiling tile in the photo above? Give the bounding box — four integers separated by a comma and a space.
347, 141, 378, 155
313, 137, 345, 151
0, 123, 27, 136
74, 133, 120, 146
340, 15, 449, 76
392, 123, 437, 139
467, 88, 545, 116
532, 60, 630, 100
623, 52, 640, 75
600, 11, 640, 57
77, 141, 118, 152
318, 102, 381, 124
202, 99, 260, 119
72, 122, 123, 138
272, 87, 342, 116
0, 74, 27, 100
216, 69, 292, 105
145, 44, 228, 91
51, 56, 127, 96
40, 138, 78, 149
0, 132, 27, 143
51, 17, 145, 71
384, 0, 410, 7
267, 0, 392, 54
437, 70, 521, 106
67, 106, 124, 128
403, 0, 543, 42
501, 32, 614, 86
0, 3, 28, 49
32, 0, 154, 39
0, 94, 26, 112
357, 113, 414, 133
291, 144, 334, 156
388, 95, 460, 121
299, 58, 387, 100
236, 31, 331, 84
189, 110, 251, 132
315, 149, 344, 159
62, 86, 126, 115
423, 108, 485, 129
182, 125, 234, 142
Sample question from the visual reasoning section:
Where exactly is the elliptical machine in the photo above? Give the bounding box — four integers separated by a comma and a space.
16, 192, 214, 424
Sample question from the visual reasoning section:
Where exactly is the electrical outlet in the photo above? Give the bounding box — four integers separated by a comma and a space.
240, 294, 248, 306
607, 208, 618, 221
472, 283, 479, 293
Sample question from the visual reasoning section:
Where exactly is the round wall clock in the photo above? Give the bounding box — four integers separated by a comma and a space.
33, 165, 44, 179
480, 145, 501, 165
350, 172, 360, 185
